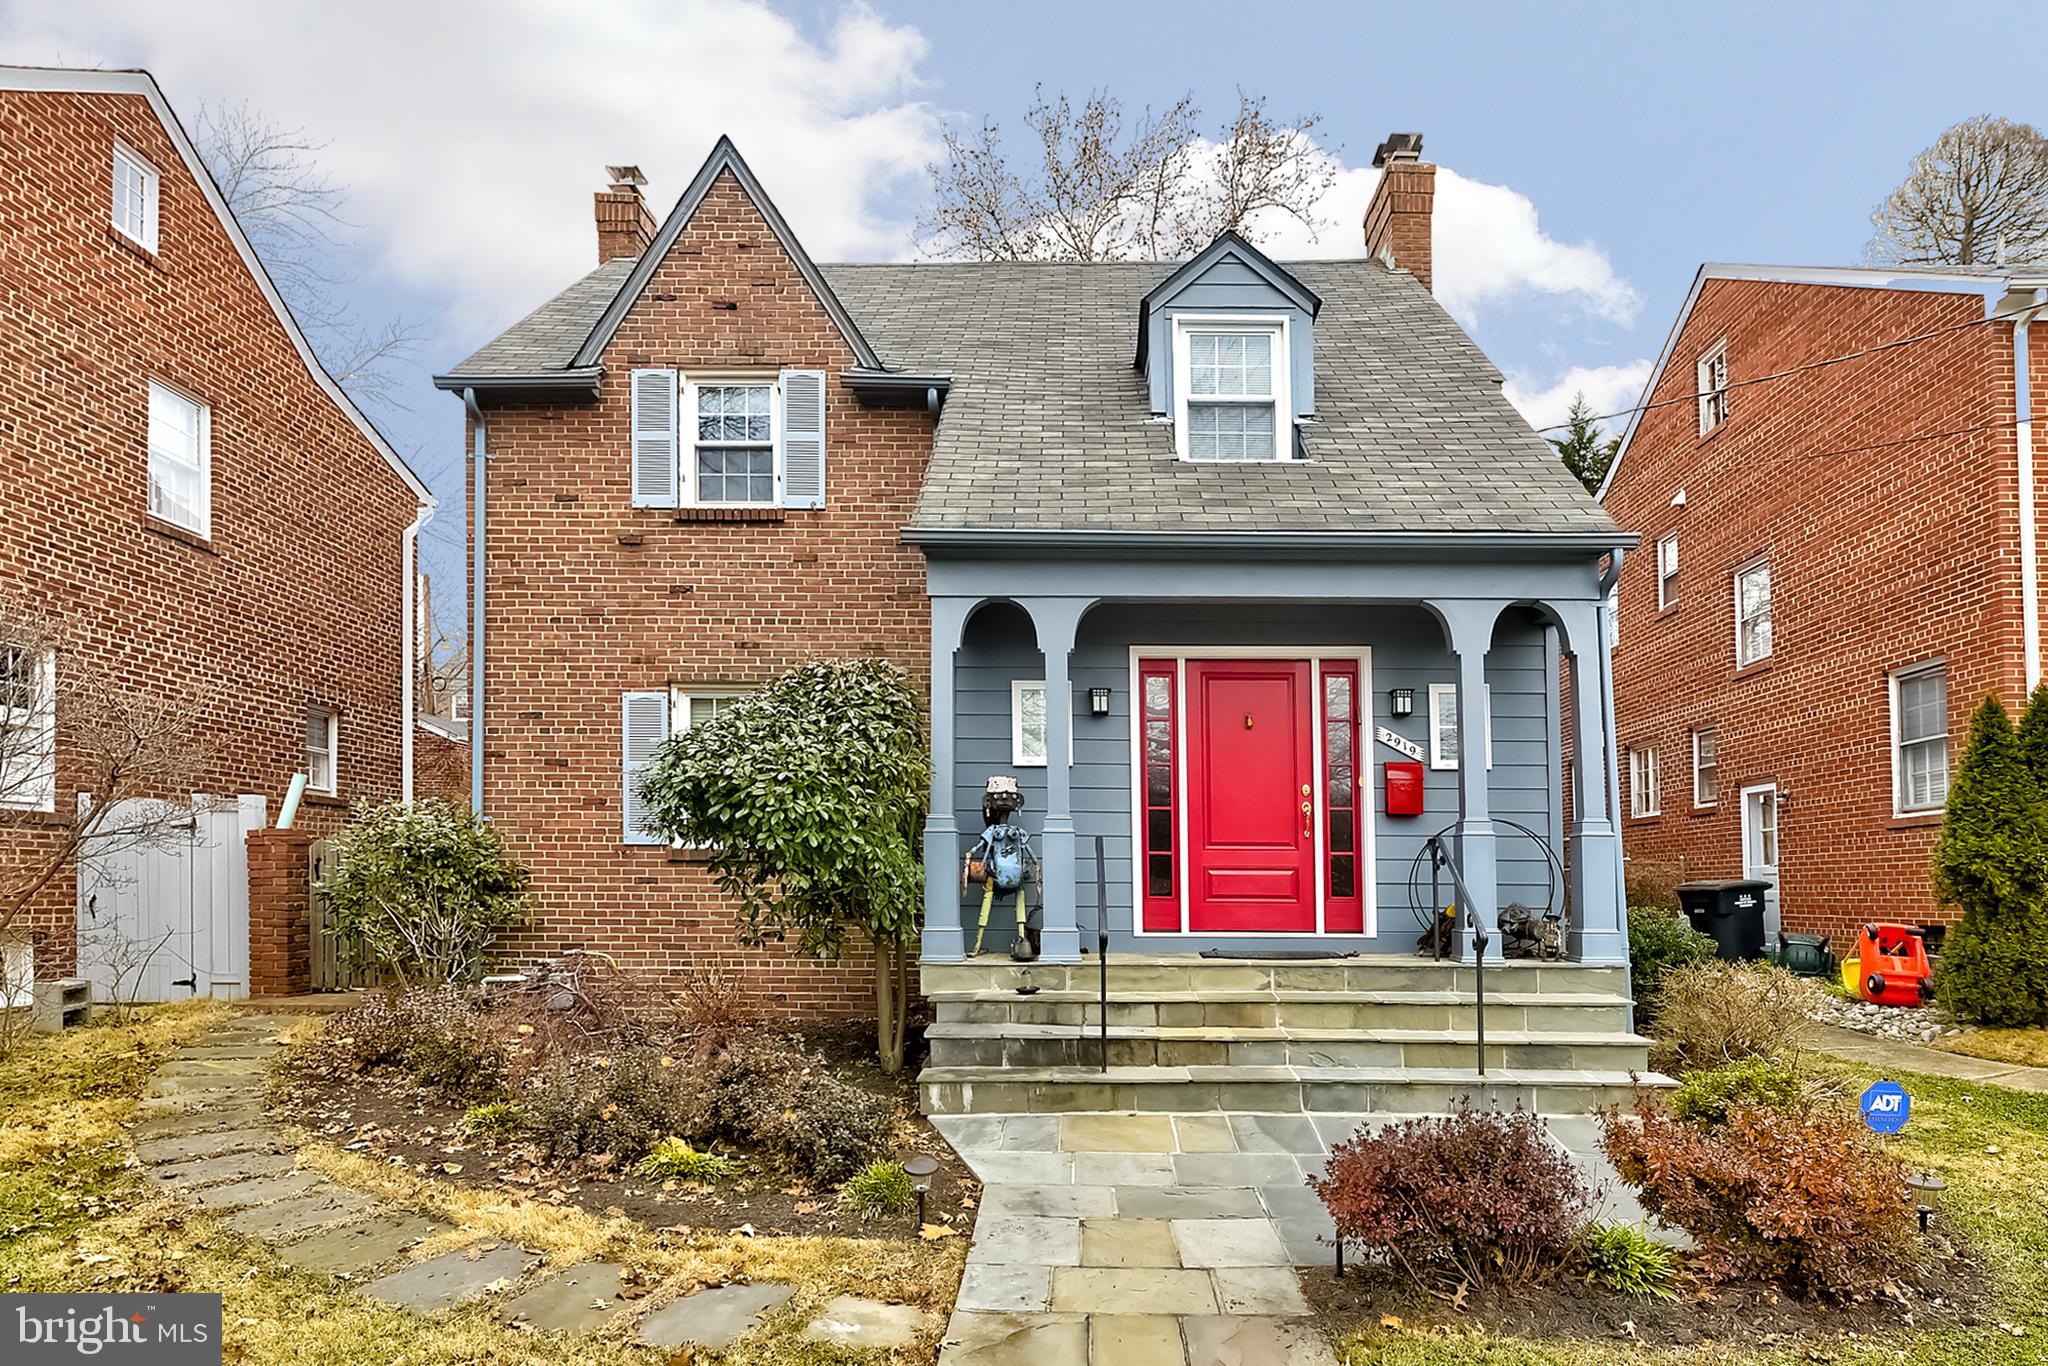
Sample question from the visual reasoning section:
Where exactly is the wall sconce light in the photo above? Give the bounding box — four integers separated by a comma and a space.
1390, 687, 1415, 718
1088, 687, 1111, 716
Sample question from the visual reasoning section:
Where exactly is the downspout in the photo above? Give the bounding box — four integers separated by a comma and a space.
400, 501, 436, 802
1595, 547, 1627, 950
463, 387, 487, 816
2014, 294, 2046, 689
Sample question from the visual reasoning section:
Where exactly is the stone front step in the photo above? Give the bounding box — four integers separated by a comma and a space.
924, 1021, 1653, 1073
922, 956, 1627, 999
917, 1063, 1669, 1118
929, 989, 1634, 1036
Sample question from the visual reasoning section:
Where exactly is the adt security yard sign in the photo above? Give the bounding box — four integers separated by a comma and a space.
1861, 1080, 1911, 1135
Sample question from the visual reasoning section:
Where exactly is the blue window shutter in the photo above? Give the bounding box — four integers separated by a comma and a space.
779, 369, 826, 508
621, 690, 670, 843
630, 369, 677, 507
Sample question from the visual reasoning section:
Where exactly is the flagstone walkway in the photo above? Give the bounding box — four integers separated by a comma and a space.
131, 1011, 926, 1353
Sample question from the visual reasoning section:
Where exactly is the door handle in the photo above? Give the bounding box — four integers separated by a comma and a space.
1301, 800, 1312, 839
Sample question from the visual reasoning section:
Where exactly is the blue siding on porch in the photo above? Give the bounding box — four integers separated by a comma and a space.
946, 601, 1558, 954
1144, 252, 1318, 419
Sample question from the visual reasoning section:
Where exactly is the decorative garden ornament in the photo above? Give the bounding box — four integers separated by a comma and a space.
966, 776, 1041, 960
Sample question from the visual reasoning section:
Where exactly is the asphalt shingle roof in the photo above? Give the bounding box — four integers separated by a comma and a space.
445, 255, 1618, 538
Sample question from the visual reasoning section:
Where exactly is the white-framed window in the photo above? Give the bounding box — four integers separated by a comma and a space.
1426, 683, 1493, 771
1629, 746, 1661, 818
1735, 557, 1772, 667
673, 687, 749, 734
1696, 339, 1729, 435
0, 645, 56, 812
147, 380, 210, 536
1656, 533, 1680, 610
630, 369, 827, 510
691, 380, 777, 504
1013, 679, 1048, 767
1891, 662, 1949, 815
304, 706, 337, 796
111, 141, 159, 252
1692, 727, 1718, 808
1172, 316, 1292, 463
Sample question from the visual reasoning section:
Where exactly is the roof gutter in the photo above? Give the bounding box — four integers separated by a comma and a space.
462, 387, 488, 816
905, 526, 1635, 560
2009, 287, 2048, 687
431, 369, 603, 399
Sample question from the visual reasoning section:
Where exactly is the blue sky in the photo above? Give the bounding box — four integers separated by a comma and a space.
5, 0, 2044, 622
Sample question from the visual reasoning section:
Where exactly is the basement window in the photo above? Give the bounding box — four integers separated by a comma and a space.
1173, 317, 1292, 462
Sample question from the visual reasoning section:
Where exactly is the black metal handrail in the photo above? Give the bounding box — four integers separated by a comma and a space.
1424, 831, 1491, 1078
1094, 835, 1110, 1072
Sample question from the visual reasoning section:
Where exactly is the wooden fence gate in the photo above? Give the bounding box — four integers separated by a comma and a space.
306, 837, 380, 990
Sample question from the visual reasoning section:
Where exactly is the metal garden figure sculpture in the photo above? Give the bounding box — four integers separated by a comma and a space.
966, 776, 1041, 960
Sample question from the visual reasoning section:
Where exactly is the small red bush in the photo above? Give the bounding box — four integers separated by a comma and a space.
1599, 1094, 1915, 1300
1309, 1104, 1592, 1291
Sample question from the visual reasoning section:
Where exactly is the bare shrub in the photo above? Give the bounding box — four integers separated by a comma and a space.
1650, 962, 1821, 1073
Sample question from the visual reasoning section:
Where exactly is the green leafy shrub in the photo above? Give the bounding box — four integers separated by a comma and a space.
1649, 961, 1819, 1073
1627, 908, 1717, 1022
319, 800, 529, 986
1932, 693, 2048, 1026
839, 1159, 917, 1220
520, 1049, 699, 1164
640, 1138, 739, 1183
1668, 1055, 1807, 1127
701, 1035, 896, 1184
301, 988, 507, 1103
1308, 1104, 1591, 1292
1581, 1221, 1677, 1300
1600, 1093, 1914, 1300
462, 1101, 524, 1139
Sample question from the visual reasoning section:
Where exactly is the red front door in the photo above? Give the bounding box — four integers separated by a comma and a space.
1185, 660, 1317, 932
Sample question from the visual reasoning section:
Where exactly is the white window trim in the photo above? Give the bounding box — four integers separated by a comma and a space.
1629, 746, 1661, 818
147, 378, 211, 537
670, 685, 751, 735
1696, 339, 1729, 436
1170, 313, 1294, 463
1735, 556, 1772, 667
1691, 727, 1718, 809
1656, 533, 1679, 611
1012, 678, 1048, 768
111, 140, 159, 253
1889, 660, 1950, 817
682, 372, 781, 508
1425, 682, 1492, 771
1741, 782, 1780, 875
0, 648, 56, 813
304, 706, 338, 796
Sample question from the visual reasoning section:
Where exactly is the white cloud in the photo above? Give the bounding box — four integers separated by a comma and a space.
1501, 360, 1655, 436
0, 0, 943, 338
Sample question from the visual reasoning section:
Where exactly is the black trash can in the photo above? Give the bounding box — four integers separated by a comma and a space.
1676, 879, 1772, 961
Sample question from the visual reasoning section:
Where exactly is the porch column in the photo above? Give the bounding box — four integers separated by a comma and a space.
1019, 596, 1090, 963
921, 596, 977, 962
1432, 600, 1505, 945
1558, 600, 1627, 966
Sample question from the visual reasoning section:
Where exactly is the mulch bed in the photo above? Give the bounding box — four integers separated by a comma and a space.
1303, 1237, 1993, 1350
272, 1022, 979, 1243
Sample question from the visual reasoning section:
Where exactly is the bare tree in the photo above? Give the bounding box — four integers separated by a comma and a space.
920, 88, 1337, 263
193, 101, 424, 411
1867, 115, 2048, 266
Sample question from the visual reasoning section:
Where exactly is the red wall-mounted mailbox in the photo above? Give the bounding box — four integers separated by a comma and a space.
1384, 761, 1425, 817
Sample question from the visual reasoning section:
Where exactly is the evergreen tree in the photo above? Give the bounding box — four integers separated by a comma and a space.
1932, 693, 2048, 1026
1549, 392, 1621, 494
2015, 682, 2048, 780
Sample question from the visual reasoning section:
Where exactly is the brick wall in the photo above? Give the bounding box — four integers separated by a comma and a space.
414, 729, 469, 807
0, 88, 418, 974
1604, 276, 2041, 944
469, 170, 933, 1018
246, 829, 313, 997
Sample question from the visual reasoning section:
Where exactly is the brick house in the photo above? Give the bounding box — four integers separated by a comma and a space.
1600, 263, 2048, 946
441, 134, 1657, 1123
0, 67, 436, 999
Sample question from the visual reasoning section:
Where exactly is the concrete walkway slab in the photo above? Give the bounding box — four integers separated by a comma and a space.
365, 1246, 538, 1312
957, 1263, 1051, 1312
939, 1310, 1087, 1365
1050, 1266, 1219, 1315
136, 1127, 280, 1166
1810, 1024, 2048, 1093
189, 1170, 324, 1211
1080, 1218, 1178, 1268
801, 1295, 930, 1349
967, 1216, 1081, 1267
149, 1150, 298, 1191
638, 1282, 793, 1349
1183, 1314, 1336, 1365
502, 1261, 627, 1333
1172, 1218, 1291, 1269
223, 1188, 374, 1239
273, 1215, 448, 1276
1087, 1314, 1183, 1365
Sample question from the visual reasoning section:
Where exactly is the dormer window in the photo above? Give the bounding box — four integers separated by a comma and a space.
1173, 316, 1292, 462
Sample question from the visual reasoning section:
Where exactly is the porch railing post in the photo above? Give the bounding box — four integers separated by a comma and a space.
1558, 600, 1626, 967
921, 597, 976, 963
1020, 596, 1090, 964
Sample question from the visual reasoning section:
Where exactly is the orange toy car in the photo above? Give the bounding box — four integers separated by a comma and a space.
1855, 923, 1935, 1007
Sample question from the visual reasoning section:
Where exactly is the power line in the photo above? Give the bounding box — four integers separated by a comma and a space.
1535, 295, 2045, 436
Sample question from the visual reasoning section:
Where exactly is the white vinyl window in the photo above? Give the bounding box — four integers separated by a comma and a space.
1692, 727, 1718, 808
1174, 317, 1291, 462
112, 141, 159, 251
674, 687, 749, 733
147, 380, 210, 536
1013, 680, 1048, 767
304, 707, 338, 796
1656, 533, 1679, 610
1735, 558, 1773, 667
0, 645, 56, 812
692, 381, 777, 504
1630, 747, 1661, 818
1891, 662, 1950, 815
1697, 340, 1729, 435
631, 369, 825, 510
1426, 683, 1493, 771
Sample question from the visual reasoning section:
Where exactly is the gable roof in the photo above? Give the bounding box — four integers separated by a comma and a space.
0, 65, 433, 507
566, 136, 881, 373
1595, 261, 2048, 501
1134, 231, 1321, 370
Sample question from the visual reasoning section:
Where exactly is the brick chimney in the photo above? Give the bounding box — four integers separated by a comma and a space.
595, 164, 656, 264
1363, 132, 1435, 292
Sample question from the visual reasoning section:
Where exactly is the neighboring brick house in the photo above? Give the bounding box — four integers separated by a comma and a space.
1600, 263, 2048, 945
0, 67, 436, 998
